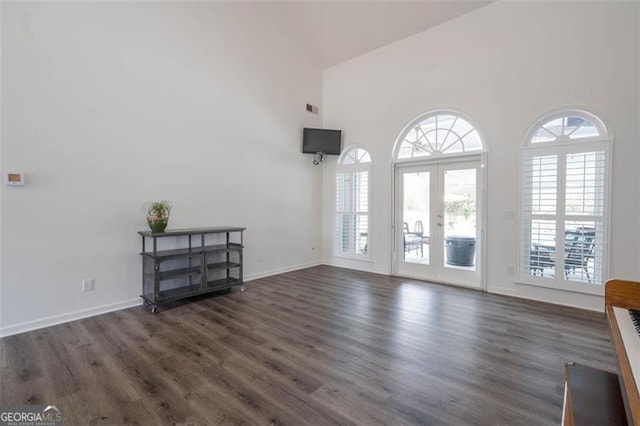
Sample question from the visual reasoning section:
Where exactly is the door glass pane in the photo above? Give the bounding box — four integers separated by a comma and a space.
443, 168, 476, 270
402, 172, 430, 264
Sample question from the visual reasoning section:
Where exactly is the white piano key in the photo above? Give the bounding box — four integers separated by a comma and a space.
614, 306, 640, 394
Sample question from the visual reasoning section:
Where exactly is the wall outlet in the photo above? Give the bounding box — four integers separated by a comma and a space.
82, 278, 95, 292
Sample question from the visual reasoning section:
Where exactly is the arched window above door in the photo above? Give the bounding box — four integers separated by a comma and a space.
394, 112, 483, 160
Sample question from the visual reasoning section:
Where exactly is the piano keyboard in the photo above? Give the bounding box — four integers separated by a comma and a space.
632, 309, 640, 333
614, 306, 640, 395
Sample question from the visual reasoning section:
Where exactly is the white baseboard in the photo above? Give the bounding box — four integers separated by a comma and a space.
244, 260, 322, 282
323, 258, 393, 277
323, 260, 372, 274
372, 267, 392, 276
488, 286, 515, 296
0, 261, 324, 339
0, 263, 605, 338
488, 286, 604, 313
392, 272, 483, 291
0, 298, 142, 338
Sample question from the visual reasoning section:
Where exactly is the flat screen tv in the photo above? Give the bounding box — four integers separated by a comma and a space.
302, 128, 342, 155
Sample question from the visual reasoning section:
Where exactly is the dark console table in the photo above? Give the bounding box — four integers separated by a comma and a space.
138, 226, 245, 312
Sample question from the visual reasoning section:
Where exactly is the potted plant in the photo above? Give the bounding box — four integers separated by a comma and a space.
144, 200, 172, 233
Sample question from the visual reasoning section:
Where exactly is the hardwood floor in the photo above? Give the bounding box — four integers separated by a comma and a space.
1, 265, 615, 425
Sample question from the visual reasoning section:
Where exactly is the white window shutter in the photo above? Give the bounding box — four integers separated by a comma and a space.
521, 154, 558, 278
563, 150, 607, 285
519, 111, 610, 292
335, 170, 370, 256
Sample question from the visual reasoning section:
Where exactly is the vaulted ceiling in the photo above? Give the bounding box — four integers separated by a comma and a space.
286, 1, 493, 68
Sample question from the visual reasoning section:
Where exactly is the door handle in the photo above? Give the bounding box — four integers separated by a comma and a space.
437, 223, 443, 227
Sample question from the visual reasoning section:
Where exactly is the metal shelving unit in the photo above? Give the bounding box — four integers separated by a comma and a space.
138, 226, 245, 312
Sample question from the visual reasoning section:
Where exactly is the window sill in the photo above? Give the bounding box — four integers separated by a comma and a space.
516, 276, 604, 297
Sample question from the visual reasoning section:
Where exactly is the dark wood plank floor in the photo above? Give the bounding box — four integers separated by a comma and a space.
1, 265, 615, 425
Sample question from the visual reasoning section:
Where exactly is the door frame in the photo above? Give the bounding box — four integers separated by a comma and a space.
391, 152, 488, 291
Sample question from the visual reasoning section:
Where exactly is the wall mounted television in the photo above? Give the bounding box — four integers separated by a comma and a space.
302, 128, 342, 155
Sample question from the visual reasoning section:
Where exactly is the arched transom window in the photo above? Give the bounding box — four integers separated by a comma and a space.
335, 146, 371, 258
529, 112, 606, 144
339, 147, 371, 165
519, 109, 611, 292
395, 112, 483, 160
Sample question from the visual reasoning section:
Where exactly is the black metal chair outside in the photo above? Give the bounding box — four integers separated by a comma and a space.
529, 227, 596, 282
403, 222, 423, 256
414, 220, 430, 245
564, 227, 596, 282
530, 243, 555, 276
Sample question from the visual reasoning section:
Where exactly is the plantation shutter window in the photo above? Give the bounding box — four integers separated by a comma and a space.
335, 147, 372, 258
519, 112, 610, 294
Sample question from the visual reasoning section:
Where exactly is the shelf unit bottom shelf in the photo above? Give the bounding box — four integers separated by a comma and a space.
142, 277, 242, 305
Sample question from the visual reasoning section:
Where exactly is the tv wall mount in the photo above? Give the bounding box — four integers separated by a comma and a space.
313, 152, 325, 165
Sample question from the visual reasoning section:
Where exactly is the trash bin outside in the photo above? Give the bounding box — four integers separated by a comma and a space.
445, 236, 476, 266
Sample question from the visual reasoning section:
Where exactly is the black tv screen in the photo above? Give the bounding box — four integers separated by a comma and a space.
302, 128, 342, 155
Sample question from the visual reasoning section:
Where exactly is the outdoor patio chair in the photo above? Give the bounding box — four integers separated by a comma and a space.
529, 227, 596, 282
530, 243, 555, 276
403, 222, 423, 256
414, 220, 430, 245
564, 227, 596, 282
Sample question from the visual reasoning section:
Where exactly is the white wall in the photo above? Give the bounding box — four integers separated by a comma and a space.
322, 1, 640, 311
638, 1, 640, 270
1, 2, 323, 335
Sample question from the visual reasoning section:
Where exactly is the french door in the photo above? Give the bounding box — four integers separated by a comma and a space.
395, 159, 483, 288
